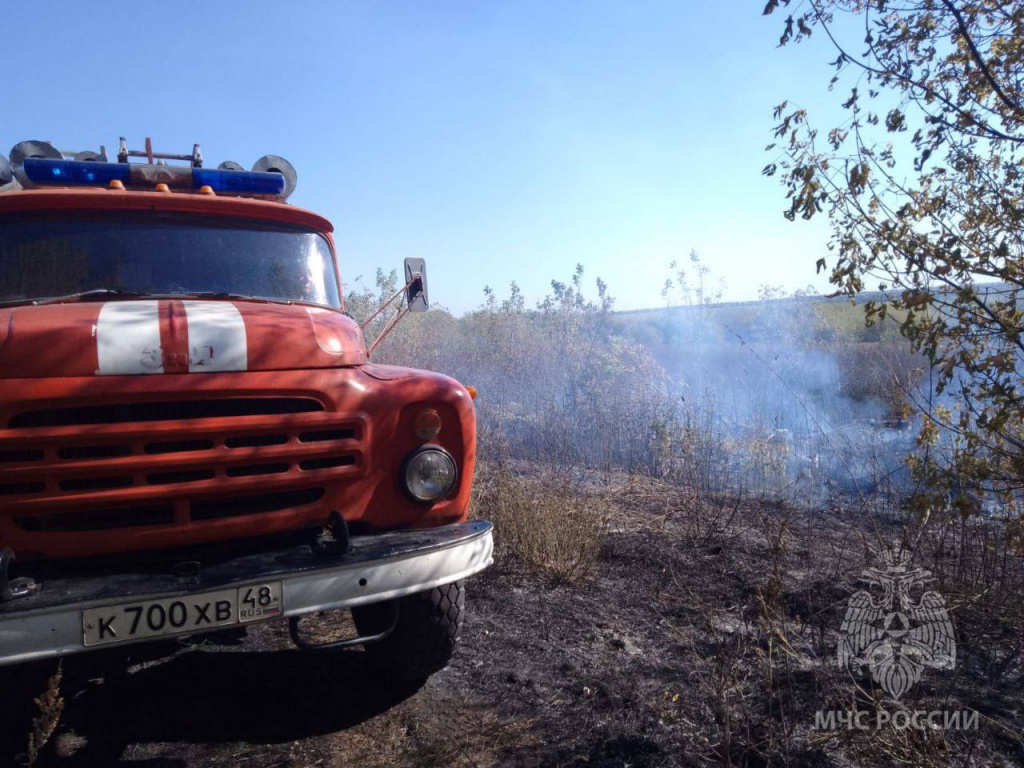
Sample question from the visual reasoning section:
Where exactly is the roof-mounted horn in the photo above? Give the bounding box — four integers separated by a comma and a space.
252, 155, 297, 200
10, 141, 62, 186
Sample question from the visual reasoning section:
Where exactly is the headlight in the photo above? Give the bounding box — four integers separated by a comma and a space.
401, 446, 458, 504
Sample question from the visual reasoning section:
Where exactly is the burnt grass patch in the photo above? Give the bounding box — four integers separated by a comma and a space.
2, 471, 1023, 767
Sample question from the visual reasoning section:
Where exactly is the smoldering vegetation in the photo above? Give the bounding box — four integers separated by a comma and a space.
353, 261, 930, 506
338, 262, 1024, 768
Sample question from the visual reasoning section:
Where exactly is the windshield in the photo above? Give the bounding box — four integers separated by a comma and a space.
0, 213, 341, 308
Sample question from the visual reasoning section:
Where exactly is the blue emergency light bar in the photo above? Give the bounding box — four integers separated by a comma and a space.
24, 158, 129, 186
21, 158, 286, 197
191, 168, 285, 195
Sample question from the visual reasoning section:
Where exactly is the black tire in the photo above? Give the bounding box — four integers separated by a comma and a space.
352, 580, 465, 681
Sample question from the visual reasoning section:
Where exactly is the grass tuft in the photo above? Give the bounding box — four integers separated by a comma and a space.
474, 462, 611, 584
23, 666, 63, 768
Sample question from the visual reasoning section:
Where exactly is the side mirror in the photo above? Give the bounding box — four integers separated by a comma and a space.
404, 257, 428, 312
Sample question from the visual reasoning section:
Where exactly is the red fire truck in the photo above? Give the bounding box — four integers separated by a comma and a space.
0, 138, 492, 681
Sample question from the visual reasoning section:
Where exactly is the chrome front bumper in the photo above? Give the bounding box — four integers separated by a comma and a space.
0, 520, 493, 667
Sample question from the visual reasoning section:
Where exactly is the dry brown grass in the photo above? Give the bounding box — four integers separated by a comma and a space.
404, 696, 538, 768
22, 667, 63, 767
473, 461, 611, 584
323, 692, 536, 768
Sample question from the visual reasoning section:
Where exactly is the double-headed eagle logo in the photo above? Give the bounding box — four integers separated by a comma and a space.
838, 547, 955, 700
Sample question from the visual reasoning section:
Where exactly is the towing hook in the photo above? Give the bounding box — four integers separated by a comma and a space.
0, 548, 41, 603
311, 511, 350, 557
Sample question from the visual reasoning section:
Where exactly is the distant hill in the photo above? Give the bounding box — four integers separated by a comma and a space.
610, 281, 1018, 353
615, 281, 1016, 318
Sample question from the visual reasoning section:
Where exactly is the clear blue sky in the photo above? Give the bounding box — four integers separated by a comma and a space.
3, 0, 841, 314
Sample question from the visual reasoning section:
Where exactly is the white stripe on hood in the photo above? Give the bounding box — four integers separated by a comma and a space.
96, 301, 164, 375
185, 301, 248, 372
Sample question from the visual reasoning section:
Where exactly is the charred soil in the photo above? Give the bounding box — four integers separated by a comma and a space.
2, 472, 1022, 767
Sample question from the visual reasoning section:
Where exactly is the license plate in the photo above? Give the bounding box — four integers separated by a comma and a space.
82, 582, 283, 647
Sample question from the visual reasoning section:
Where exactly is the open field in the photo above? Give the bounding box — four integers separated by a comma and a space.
3, 3, 1022, 765
3, 463, 1021, 767
3, 280, 1021, 767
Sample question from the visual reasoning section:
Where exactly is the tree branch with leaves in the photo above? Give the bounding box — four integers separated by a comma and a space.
764, 0, 1024, 526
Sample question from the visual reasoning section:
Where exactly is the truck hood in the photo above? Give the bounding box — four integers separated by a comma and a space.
0, 300, 368, 379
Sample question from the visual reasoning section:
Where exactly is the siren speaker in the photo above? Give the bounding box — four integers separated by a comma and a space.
218, 160, 245, 171
10, 140, 63, 186
252, 154, 297, 198
73, 150, 106, 162
0, 154, 12, 186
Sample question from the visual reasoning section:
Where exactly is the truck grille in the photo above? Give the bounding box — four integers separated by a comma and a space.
15, 488, 329, 532
0, 396, 364, 545
9, 397, 324, 428
16, 504, 176, 532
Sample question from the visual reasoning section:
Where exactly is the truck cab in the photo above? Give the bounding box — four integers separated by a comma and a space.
0, 139, 492, 681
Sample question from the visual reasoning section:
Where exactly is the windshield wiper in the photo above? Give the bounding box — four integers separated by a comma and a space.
0, 290, 323, 309
39, 289, 154, 306
176, 292, 324, 308
0, 289, 154, 308
176, 292, 261, 301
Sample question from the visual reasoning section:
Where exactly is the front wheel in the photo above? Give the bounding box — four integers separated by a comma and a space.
351, 580, 465, 681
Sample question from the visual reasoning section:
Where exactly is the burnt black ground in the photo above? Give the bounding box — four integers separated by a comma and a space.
2, 486, 1022, 767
